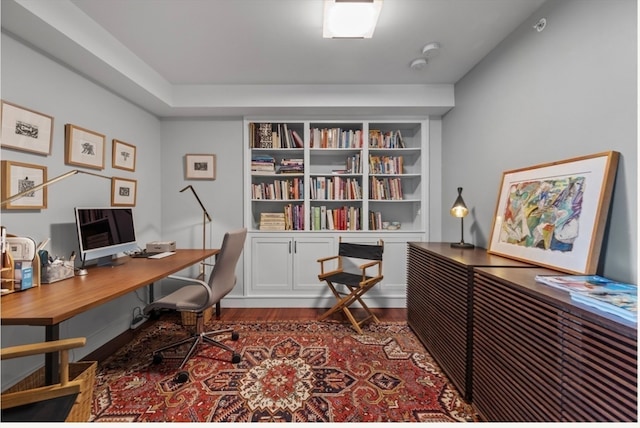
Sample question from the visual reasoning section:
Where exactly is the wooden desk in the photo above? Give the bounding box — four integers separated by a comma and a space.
1, 249, 218, 383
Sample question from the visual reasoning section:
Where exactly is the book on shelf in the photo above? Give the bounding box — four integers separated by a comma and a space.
260, 212, 286, 231
291, 130, 304, 148
535, 274, 637, 322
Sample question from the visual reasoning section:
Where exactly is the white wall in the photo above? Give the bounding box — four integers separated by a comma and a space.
157, 119, 245, 297
442, 0, 637, 282
1, 34, 163, 387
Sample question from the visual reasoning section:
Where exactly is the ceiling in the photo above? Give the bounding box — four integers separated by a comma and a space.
2, 0, 547, 117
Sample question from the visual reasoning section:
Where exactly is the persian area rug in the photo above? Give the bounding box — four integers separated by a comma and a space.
91, 316, 478, 422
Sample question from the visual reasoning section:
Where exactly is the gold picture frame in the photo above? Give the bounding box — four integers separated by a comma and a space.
112, 139, 136, 172
1, 160, 48, 209
111, 177, 137, 207
1, 100, 54, 155
65, 124, 106, 170
488, 151, 619, 274
185, 154, 216, 180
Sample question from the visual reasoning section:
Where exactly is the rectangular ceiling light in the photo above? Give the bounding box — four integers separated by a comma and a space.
323, 0, 383, 39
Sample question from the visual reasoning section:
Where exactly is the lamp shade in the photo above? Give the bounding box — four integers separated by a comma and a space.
450, 187, 469, 218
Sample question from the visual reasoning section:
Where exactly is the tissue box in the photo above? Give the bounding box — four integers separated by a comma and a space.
14, 262, 33, 291
41, 261, 75, 284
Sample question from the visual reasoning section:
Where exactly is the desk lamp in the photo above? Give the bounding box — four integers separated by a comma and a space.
1, 169, 112, 207
179, 185, 212, 279
450, 187, 474, 249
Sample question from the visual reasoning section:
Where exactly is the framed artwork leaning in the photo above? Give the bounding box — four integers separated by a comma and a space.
111, 177, 137, 207
488, 151, 619, 275
1, 160, 48, 209
1, 100, 53, 155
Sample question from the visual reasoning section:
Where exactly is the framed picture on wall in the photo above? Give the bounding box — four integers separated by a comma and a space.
65, 123, 106, 170
1, 100, 53, 155
185, 154, 216, 180
0, 160, 48, 209
488, 151, 620, 274
111, 177, 137, 207
112, 139, 136, 172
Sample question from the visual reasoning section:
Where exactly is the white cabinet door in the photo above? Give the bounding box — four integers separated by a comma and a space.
250, 236, 293, 292
292, 236, 335, 292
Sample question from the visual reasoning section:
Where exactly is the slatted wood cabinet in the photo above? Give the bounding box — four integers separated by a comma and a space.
406, 242, 531, 402
473, 267, 637, 422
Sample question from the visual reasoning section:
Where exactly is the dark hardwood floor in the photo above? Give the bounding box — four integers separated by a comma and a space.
84, 307, 408, 364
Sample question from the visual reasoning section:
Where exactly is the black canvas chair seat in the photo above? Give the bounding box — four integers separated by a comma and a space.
317, 239, 384, 334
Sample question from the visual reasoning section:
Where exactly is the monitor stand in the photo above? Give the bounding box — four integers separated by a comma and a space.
96, 255, 125, 268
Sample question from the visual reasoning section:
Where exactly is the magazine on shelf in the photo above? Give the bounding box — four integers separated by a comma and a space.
535, 274, 637, 322
570, 289, 637, 322
534, 274, 635, 293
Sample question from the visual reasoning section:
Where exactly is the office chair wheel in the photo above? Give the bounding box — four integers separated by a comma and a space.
231, 353, 241, 364
174, 371, 189, 383
152, 353, 163, 365
231, 331, 239, 341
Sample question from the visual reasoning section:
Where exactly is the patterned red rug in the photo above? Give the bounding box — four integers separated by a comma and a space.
91, 316, 478, 422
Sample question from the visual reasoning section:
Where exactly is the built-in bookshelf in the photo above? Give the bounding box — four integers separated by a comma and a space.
244, 119, 427, 233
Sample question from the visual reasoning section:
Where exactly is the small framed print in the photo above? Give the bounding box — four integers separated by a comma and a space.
112, 139, 136, 172
111, 177, 137, 207
1, 100, 53, 155
65, 123, 106, 170
185, 154, 216, 180
1, 160, 48, 209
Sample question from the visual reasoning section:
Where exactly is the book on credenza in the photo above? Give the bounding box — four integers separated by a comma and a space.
535, 274, 637, 322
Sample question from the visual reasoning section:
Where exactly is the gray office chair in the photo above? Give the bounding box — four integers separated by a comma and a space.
144, 228, 247, 378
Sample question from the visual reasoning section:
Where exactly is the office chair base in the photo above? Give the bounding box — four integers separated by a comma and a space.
151, 328, 241, 369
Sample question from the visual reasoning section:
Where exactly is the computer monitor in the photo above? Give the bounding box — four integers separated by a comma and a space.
74, 207, 138, 267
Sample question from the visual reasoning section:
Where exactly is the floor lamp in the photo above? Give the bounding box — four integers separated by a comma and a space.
179, 185, 212, 279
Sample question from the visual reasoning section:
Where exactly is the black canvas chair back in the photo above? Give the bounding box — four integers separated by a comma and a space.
339, 242, 384, 260
317, 238, 384, 334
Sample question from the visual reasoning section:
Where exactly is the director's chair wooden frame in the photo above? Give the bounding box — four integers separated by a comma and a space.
1, 337, 86, 422
317, 238, 383, 334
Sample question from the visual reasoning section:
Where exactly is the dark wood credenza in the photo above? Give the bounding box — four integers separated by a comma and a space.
406, 242, 533, 402
406, 242, 637, 422
473, 266, 637, 422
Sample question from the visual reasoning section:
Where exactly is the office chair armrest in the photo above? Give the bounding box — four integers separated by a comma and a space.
167, 274, 213, 310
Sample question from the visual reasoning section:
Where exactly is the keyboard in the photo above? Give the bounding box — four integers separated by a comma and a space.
130, 251, 160, 258
148, 251, 176, 259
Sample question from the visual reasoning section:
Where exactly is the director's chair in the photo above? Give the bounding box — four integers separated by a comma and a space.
317, 238, 384, 334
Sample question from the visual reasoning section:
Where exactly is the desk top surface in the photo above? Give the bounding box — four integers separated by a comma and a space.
1, 249, 218, 326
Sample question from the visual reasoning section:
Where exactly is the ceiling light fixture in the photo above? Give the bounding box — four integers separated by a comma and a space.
422, 42, 441, 56
323, 0, 383, 39
410, 58, 428, 70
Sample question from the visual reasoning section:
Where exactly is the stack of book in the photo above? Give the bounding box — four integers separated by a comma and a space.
259, 212, 286, 231
535, 274, 637, 322
278, 158, 304, 174
251, 154, 276, 174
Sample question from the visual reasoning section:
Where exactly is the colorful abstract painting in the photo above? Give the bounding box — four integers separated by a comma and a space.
499, 176, 585, 252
